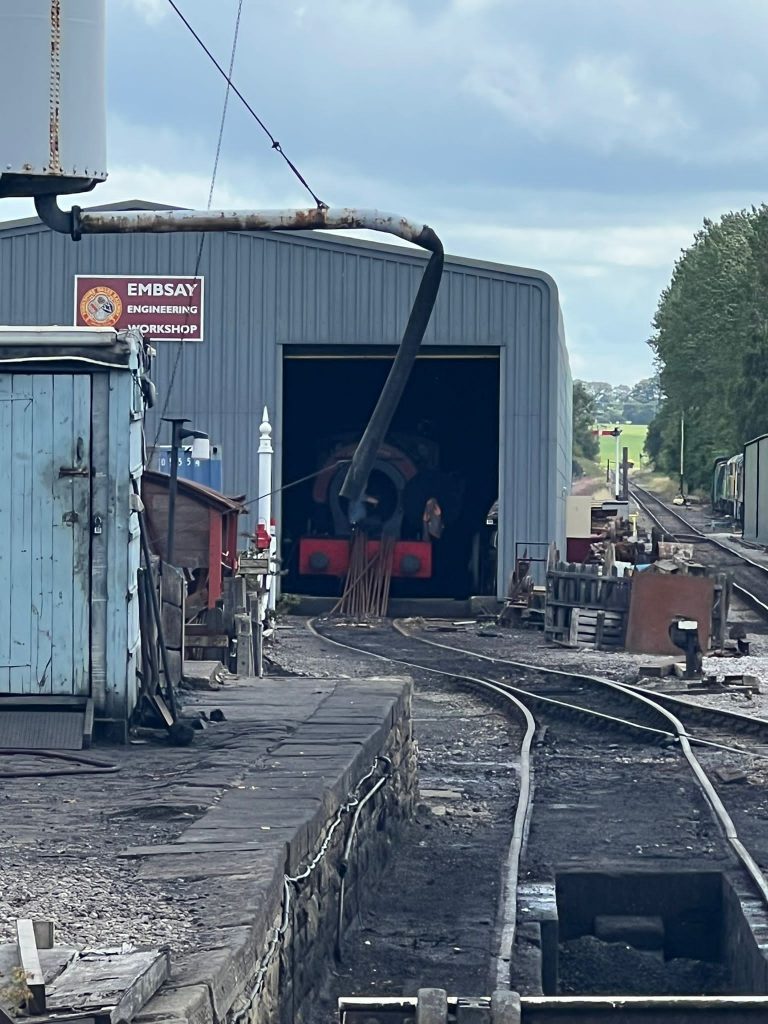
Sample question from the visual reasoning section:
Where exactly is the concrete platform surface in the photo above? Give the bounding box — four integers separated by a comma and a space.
0, 675, 414, 1024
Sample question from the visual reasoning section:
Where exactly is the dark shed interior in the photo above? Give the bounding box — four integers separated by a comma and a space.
281, 347, 500, 599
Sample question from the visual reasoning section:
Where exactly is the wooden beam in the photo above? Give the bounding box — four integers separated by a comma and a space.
208, 511, 223, 609
16, 919, 45, 1014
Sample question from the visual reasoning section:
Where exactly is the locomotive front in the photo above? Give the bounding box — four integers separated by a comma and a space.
298, 433, 459, 582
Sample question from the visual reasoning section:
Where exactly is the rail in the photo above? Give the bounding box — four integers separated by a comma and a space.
629, 484, 768, 618
306, 617, 535, 990
392, 620, 768, 908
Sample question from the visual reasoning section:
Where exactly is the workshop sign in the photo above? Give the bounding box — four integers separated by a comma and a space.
75, 275, 205, 341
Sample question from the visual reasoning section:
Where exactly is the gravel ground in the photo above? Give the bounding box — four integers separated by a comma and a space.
559, 936, 729, 996
403, 619, 768, 720
0, 751, 204, 952
0, 708, 256, 955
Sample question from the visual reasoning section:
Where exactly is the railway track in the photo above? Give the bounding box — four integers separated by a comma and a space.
309, 617, 768, 1017
629, 484, 768, 619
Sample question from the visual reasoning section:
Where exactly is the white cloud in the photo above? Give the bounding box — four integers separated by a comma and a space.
464, 50, 691, 155
119, 0, 166, 24
451, 223, 690, 272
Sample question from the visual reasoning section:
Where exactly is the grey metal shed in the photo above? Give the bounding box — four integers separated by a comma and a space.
0, 201, 571, 598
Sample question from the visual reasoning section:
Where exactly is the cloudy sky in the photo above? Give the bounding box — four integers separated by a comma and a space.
4, 0, 768, 383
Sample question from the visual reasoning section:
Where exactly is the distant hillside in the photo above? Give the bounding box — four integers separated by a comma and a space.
578, 378, 660, 425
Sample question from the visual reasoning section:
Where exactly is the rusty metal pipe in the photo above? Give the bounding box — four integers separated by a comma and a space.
34, 195, 444, 505
34, 195, 441, 248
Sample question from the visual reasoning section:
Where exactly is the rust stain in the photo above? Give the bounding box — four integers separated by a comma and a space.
49, 0, 62, 174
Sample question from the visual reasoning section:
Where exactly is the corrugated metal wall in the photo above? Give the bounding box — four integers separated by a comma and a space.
0, 212, 571, 596
744, 434, 768, 547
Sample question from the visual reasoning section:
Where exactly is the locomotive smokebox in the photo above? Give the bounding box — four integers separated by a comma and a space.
0, 0, 107, 199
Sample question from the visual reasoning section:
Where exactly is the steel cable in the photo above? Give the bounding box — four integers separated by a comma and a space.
152, 0, 245, 449
166, 0, 326, 208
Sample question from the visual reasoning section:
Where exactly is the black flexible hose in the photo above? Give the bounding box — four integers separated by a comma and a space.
339, 236, 444, 506
0, 748, 119, 778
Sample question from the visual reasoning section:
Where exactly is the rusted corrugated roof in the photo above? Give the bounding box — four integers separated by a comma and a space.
142, 470, 246, 513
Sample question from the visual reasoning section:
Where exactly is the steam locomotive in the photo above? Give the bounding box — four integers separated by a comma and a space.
298, 433, 463, 582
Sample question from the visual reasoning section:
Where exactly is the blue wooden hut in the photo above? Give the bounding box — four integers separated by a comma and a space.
0, 327, 149, 740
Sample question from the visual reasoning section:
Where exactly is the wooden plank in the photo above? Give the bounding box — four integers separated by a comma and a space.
105, 371, 131, 722
184, 634, 229, 647
0, 696, 88, 707
16, 918, 46, 1013
88, 374, 110, 716
10, 376, 33, 694
50, 375, 75, 695
208, 510, 223, 608
595, 611, 605, 649
160, 601, 182, 648
547, 599, 628, 611
164, 648, 183, 689
0, 374, 13, 692
70, 375, 91, 698
119, 840, 276, 857
82, 699, 94, 749
160, 565, 185, 607
46, 949, 170, 1023
568, 609, 580, 646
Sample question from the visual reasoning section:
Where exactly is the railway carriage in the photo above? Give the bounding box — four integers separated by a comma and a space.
711, 456, 729, 515
725, 453, 744, 524
711, 452, 744, 524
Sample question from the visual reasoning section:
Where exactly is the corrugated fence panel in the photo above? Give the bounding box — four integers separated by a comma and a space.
0, 218, 571, 594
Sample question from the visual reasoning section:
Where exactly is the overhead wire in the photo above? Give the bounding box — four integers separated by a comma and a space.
152, 0, 245, 450
165, 0, 326, 209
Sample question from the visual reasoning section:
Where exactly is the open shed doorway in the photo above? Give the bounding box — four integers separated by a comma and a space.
281, 346, 500, 600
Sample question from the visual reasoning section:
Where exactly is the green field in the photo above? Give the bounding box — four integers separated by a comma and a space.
596, 423, 648, 469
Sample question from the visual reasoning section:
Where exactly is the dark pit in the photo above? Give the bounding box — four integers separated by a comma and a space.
533, 870, 768, 995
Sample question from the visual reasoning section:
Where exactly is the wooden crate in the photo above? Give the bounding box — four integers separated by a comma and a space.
568, 608, 625, 649
545, 561, 631, 646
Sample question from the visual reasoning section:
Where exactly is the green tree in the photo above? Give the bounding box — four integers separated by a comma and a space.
572, 381, 599, 462
647, 209, 758, 488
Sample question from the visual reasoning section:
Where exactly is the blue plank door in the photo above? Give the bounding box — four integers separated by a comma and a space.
0, 373, 91, 695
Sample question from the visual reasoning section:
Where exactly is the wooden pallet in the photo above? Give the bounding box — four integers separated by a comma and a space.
566, 608, 625, 649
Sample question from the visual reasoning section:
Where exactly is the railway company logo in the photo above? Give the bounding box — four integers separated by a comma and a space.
79, 286, 123, 327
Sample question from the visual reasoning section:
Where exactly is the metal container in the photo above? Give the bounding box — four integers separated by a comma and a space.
149, 444, 224, 492
0, 0, 107, 198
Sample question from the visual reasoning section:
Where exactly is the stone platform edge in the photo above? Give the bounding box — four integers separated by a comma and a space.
135, 675, 416, 1024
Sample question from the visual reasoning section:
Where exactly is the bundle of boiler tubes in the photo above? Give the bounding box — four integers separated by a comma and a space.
332, 531, 395, 619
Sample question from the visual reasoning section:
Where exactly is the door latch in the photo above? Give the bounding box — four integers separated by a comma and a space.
59, 466, 89, 477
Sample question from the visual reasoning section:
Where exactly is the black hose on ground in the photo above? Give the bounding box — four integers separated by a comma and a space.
0, 749, 119, 778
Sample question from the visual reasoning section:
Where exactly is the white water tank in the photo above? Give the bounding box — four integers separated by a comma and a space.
0, 0, 106, 198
